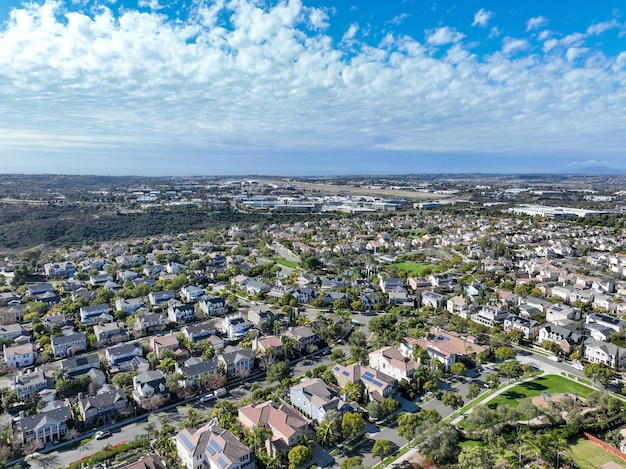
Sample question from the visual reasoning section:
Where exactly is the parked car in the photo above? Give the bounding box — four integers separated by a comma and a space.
95, 431, 112, 440
200, 392, 215, 403
214, 387, 227, 397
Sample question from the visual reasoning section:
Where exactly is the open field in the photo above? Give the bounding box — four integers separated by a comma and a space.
487, 375, 594, 408
259, 178, 447, 201
271, 258, 300, 269
566, 438, 626, 469
385, 262, 433, 276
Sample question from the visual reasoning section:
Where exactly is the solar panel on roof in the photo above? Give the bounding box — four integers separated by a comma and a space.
362, 371, 374, 379
178, 433, 195, 451
216, 456, 229, 468
342, 371, 350, 377
372, 380, 383, 387
209, 439, 222, 453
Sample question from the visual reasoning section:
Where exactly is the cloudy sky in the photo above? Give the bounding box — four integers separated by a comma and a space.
1, 0, 626, 176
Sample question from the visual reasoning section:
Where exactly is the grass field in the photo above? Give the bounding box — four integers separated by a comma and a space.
271, 258, 299, 269
487, 375, 594, 408
566, 438, 626, 469
386, 262, 433, 276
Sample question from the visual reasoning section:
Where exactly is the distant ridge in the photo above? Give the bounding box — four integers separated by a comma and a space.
564, 166, 626, 176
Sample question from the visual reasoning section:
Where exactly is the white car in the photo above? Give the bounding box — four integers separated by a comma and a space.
200, 393, 215, 403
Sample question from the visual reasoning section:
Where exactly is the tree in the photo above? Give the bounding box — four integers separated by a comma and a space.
288, 444, 312, 469
584, 362, 614, 385
442, 391, 464, 411
266, 361, 291, 383
494, 346, 516, 361
416, 423, 459, 465
341, 381, 364, 403
397, 413, 421, 446
486, 372, 500, 389
466, 383, 481, 401
340, 457, 365, 469
542, 340, 562, 356
465, 404, 494, 429
457, 446, 494, 469
379, 397, 400, 416
316, 420, 339, 448
341, 412, 365, 439
449, 362, 467, 376
372, 439, 393, 466
499, 361, 523, 378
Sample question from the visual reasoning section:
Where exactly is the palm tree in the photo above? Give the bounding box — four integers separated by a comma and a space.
316, 420, 337, 448
253, 425, 273, 453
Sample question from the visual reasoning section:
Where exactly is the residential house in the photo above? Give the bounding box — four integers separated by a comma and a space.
470, 306, 508, 328
447, 296, 470, 319
283, 326, 318, 352
369, 346, 417, 381
421, 291, 446, 310
132, 370, 169, 406
198, 296, 228, 317
3, 343, 35, 368
218, 348, 255, 377
182, 323, 217, 344
94, 321, 129, 345
323, 291, 349, 306
117, 270, 139, 283
332, 363, 396, 402
115, 298, 145, 313
379, 277, 404, 293
134, 313, 168, 336
168, 302, 196, 323
245, 279, 270, 295
401, 330, 486, 370
60, 353, 101, 376
407, 277, 431, 291
180, 285, 206, 303
175, 357, 219, 389
51, 332, 87, 358
546, 304, 580, 324
44, 261, 76, 278
238, 401, 311, 455
27, 283, 54, 297
11, 367, 48, 400
150, 333, 188, 360
78, 386, 128, 425
503, 316, 540, 340
80, 304, 112, 325
106, 343, 145, 372
176, 424, 254, 469
118, 454, 166, 469
222, 314, 250, 340
247, 306, 275, 330
537, 324, 584, 354
251, 335, 284, 357
584, 339, 626, 368
18, 400, 71, 445
43, 313, 68, 331
149, 290, 175, 306
586, 313, 625, 336
289, 377, 350, 424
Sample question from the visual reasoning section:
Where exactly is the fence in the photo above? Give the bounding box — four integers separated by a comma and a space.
583, 432, 626, 461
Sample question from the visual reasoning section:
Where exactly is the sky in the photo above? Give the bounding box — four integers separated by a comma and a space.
1, 0, 626, 176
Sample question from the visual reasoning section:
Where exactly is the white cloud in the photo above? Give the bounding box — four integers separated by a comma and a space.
568, 159, 610, 167
586, 20, 620, 35
472, 8, 493, 28
425, 26, 465, 46
1, 0, 626, 174
501, 37, 528, 54
526, 16, 548, 31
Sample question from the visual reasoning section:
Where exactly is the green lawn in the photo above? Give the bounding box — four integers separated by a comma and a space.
385, 262, 433, 276
487, 375, 594, 408
271, 258, 300, 269
567, 438, 626, 469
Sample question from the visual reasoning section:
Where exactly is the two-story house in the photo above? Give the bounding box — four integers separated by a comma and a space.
222, 314, 250, 340
283, 326, 318, 352
132, 370, 169, 406
168, 302, 196, 324
78, 385, 128, 425
198, 296, 228, 317
51, 332, 87, 358
3, 343, 35, 368
289, 378, 350, 424
149, 290, 175, 306
18, 400, 71, 445
134, 313, 168, 336
80, 304, 112, 325
175, 357, 219, 390
238, 401, 311, 456
176, 424, 254, 469
332, 363, 396, 402
369, 346, 417, 381
218, 348, 255, 378
11, 367, 49, 400
106, 343, 145, 372
94, 321, 129, 345
180, 285, 206, 303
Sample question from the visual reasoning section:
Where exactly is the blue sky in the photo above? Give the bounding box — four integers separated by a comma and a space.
1, 0, 625, 176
